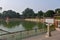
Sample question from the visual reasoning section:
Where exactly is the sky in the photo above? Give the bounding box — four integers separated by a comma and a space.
0, 0, 60, 14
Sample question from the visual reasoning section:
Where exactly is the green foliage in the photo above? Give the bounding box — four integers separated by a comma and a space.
37, 22, 47, 29
55, 8, 60, 13
44, 10, 55, 17
50, 24, 55, 31
37, 11, 44, 18
0, 13, 2, 18
2, 10, 20, 18
22, 8, 35, 18
22, 21, 36, 30
0, 8, 60, 18
2, 21, 21, 28
55, 8, 60, 16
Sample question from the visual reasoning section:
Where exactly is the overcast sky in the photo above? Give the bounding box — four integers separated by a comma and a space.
0, 0, 60, 14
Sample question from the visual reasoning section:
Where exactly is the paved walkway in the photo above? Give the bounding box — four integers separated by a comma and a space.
23, 30, 60, 40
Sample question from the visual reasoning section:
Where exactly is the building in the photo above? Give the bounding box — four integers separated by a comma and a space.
54, 13, 60, 29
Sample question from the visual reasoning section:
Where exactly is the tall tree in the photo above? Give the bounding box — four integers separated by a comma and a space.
16, 13, 20, 18
2, 10, 20, 18
0, 13, 2, 18
22, 8, 35, 18
44, 10, 55, 17
37, 11, 44, 18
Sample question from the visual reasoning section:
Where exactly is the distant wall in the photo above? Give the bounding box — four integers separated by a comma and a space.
24, 18, 44, 23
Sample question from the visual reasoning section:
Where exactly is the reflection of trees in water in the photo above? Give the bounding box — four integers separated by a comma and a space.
0, 21, 2, 25
2, 21, 21, 28
36, 22, 47, 29
22, 21, 36, 30
0, 20, 47, 31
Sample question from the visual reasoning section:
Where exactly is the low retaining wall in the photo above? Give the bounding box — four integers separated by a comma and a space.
24, 19, 44, 23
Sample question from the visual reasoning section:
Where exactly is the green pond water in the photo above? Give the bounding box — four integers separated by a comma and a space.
0, 20, 47, 32
0, 20, 55, 40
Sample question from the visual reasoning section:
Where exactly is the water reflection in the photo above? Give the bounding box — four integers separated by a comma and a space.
22, 21, 36, 30
0, 20, 45, 32
2, 21, 21, 28
37, 22, 47, 29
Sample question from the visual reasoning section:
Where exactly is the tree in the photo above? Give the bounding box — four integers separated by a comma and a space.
16, 13, 20, 18
22, 8, 35, 18
37, 11, 44, 18
0, 13, 2, 18
55, 8, 60, 13
2, 10, 20, 18
44, 10, 55, 17
55, 8, 60, 16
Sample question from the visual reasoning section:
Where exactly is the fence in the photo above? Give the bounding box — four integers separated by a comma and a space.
0, 28, 47, 40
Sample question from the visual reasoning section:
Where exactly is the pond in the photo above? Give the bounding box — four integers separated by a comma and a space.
0, 20, 55, 40
0, 20, 47, 33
